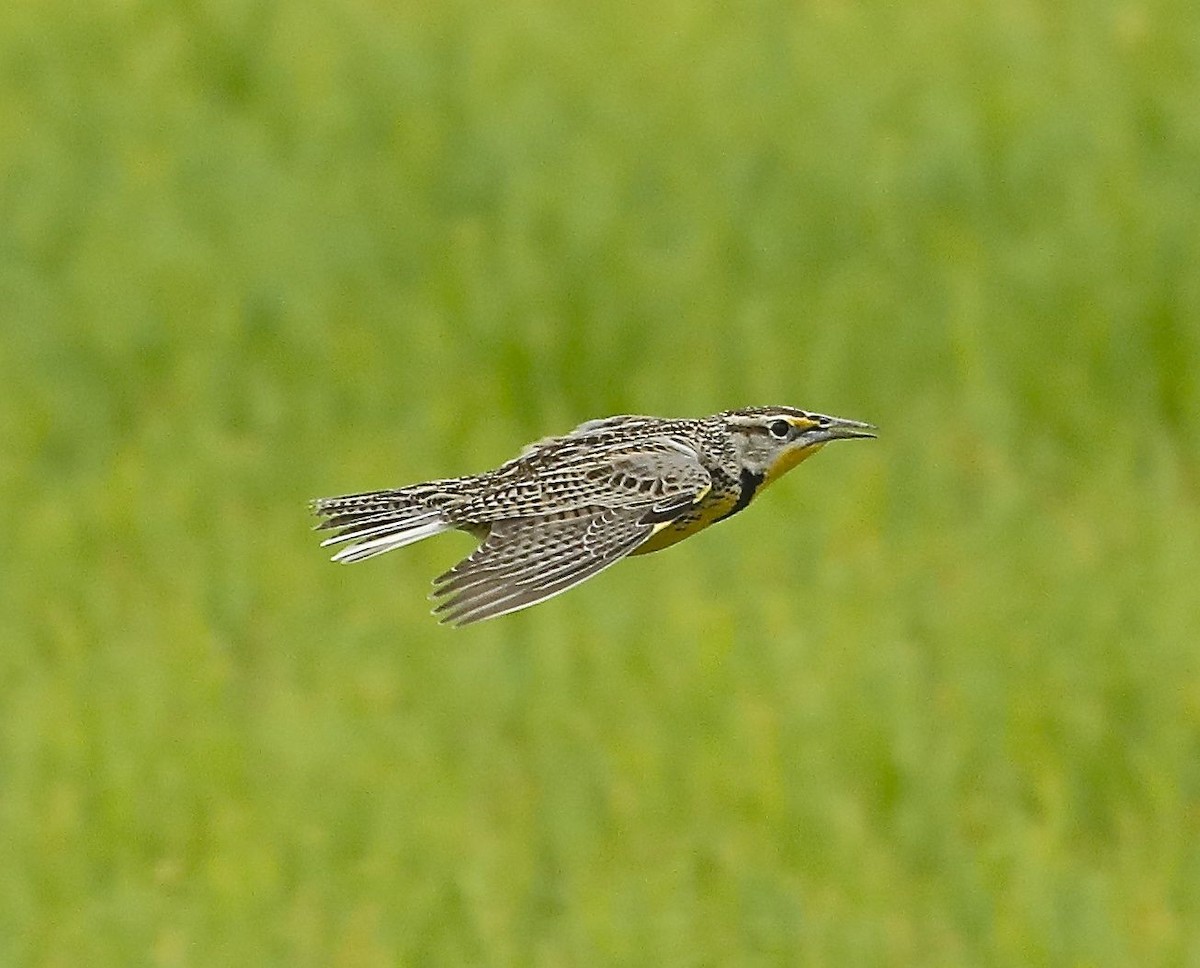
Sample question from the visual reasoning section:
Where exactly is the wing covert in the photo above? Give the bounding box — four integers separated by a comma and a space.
459, 436, 712, 522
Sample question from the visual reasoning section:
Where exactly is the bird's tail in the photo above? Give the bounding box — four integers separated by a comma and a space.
311, 486, 454, 563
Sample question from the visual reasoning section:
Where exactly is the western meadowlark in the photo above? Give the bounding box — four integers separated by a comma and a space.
312, 406, 875, 626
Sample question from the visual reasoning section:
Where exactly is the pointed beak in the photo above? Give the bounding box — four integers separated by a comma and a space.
804, 414, 877, 444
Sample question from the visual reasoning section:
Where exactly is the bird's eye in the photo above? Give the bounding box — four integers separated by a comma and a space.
768, 419, 791, 439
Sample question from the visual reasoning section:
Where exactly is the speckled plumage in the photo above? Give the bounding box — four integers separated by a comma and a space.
312, 406, 875, 625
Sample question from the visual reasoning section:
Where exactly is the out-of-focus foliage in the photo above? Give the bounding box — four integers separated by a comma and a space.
2, 0, 1198, 964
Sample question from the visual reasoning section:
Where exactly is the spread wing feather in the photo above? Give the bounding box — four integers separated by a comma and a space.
432, 507, 668, 626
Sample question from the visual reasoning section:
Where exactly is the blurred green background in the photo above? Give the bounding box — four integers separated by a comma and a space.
3, 0, 1200, 964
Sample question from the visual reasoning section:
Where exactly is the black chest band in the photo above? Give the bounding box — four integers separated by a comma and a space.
717, 468, 764, 522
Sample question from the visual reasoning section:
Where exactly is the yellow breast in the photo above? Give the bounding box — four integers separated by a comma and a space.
630, 442, 827, 556
630, 488, 740, 555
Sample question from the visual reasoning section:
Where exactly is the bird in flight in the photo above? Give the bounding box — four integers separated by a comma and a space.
312, 406, 875, 625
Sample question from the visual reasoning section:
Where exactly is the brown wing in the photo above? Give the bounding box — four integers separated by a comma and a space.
431, 505, 678, 626
454, 435, 713, 522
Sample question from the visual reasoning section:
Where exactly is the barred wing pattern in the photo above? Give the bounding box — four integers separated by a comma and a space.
456, 432, 716, 522
433, 507, 661, 626
432, 443, 710, 623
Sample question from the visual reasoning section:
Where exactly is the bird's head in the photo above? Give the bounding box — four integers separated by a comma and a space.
722, 406, 876, 483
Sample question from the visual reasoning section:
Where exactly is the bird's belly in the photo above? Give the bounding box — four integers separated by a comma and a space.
629, 490, 741, 555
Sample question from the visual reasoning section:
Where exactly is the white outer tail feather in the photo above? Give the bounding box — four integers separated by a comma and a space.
322, 510, 453, 564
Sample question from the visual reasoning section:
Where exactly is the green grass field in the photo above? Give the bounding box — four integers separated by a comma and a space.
3, 0, 1200, 964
